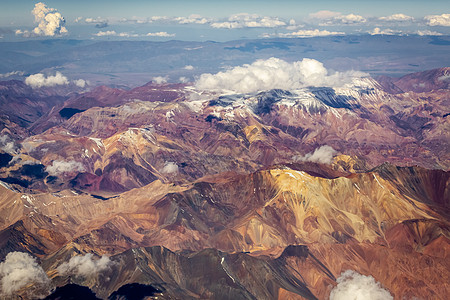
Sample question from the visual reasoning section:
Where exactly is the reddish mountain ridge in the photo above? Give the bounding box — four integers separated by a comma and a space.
376, 67, 450, 94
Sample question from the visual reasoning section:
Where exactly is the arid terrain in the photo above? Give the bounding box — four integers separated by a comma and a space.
0, 67, 449, 299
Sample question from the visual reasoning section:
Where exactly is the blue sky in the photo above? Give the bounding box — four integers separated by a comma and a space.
1, 0, 449, 41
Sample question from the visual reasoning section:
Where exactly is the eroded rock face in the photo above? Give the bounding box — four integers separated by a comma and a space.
0, 69, 449, 299
0, 164, 448, 299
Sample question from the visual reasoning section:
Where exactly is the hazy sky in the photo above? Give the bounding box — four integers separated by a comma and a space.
1, 0, 449, 41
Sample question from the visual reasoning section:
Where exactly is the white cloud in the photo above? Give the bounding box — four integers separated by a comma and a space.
150, 16, 171, 22
146, 32, 175, 37
118, 16, 151, 24
0, 252, 51, 297
161, 161, 179, 174
285, 19, 305, 30
119, 14, 210, 25
0, 135, 17, 155
17, 2, 68, 37
309, 10, 342, 20
85, 17, 107, 24
25, 72, 68, 88
133, 16, 150, 24
294, 145, 337, 164
184, 65, 195, 70
195, 57, 367, 94
379, 13, 414, 22
57, 254, 113, 278
369, 27, 403, 35
73, 79, 87, 88
276, 29, 345, 38
310, 11, 366, 25
425, 14, 450, 26
336, 14, 366, 25
85, 17, 109, 28
179, 76, 189, 83
416, 30, 443, 36
0, 71, 25, 78
330, 270, 393, 300
94, 30, 116, 36
211, 13, 286, 29
211, 22, 241, 29
94, 31, 139, 37
15, 29, 26, 36
175, 14, 211, 25
152, 76, 168, 84
118, 32, 139, 37
45, 160, 85, 176
25, 72, 86, 89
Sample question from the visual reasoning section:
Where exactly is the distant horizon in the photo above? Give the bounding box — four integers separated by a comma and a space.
2, 31, 450, 44
1, 1, 449, 42
1, 35, 448, 88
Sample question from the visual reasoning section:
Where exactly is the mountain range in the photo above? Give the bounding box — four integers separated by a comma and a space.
0, 67, 448, 299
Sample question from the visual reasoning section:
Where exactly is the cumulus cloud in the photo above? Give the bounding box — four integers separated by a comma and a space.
15, 29, 27, 36
85, 17, 109, 28
16, 2, 68, 37
294, 145, 337, 164
25, 72, 68, 88
94, 30, 116, 36
309, 11, 366, 25
211, 13, 286, 29
179, 76, 189, 83
379, 13, 414, 22
85, 17, 106, 23
184, 65, 195, 70
120, 14, 211, 25
57, 254, 113, 278
150, 16, 170, 22
118, 16, 151, 24
276, 29, 345, 38
425, 14, 450, 26
369, 27, 403, 35
309, 10, 342, 20
0, 135, 18, 155
25, 72, 87, 89
335, 14, 366, 25
153, 76, 168, 84
0, 252, 51, 297
161, 161, 179, 174
175, 14, 211, 25
118, 32, 139, 37
416, 30, 443, 36
285, 19, 304, 30
94, 31, 139, 37
0, 71, 25, 78
195, 57, 367, 94
45, 160, 85, 176
146, 32, 175, 37
73, 79, 87, 88
329, 270, 393, 300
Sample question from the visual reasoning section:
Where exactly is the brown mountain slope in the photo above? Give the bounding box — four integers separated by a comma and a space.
0, 164, 448, 298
